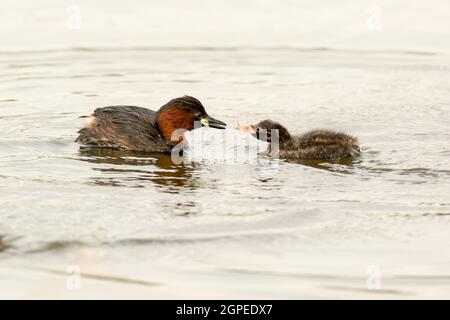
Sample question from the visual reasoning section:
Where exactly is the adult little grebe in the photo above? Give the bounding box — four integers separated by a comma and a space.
76, 96, 226, 152
238, 119, 360, 160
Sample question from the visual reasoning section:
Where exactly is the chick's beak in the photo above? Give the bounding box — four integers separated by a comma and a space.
236, 122, 257, 134
202, 115, 227, 129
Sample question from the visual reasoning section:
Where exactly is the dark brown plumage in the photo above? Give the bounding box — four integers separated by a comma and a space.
241, 119, 360, 160
76, 96, 226, 153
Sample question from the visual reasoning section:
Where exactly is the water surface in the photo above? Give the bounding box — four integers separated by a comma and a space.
1, 0, 450, 299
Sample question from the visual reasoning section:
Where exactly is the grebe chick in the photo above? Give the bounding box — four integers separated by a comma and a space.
239, 119, 360, 160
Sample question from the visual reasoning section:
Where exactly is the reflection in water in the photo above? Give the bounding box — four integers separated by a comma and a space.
76, 146, 361, 192
0, 236, 6, 252
284, 157, 357, 172
75, 145, 446, 193
77, 148, 199, 192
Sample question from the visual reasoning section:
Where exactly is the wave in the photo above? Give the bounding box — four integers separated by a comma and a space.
0, 46, 443, 57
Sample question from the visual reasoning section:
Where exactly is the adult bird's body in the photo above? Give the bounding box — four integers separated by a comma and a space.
76, 96, 226, 153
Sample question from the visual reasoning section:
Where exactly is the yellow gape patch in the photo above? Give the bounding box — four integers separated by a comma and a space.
200, 118, 209, 127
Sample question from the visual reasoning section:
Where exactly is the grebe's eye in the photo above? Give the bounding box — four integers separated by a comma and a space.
194, 112, 201, 119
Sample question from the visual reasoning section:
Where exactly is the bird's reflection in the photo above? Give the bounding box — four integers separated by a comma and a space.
76, 147, 359, 192
77, 148, 199, 192
0, 236, 7, 252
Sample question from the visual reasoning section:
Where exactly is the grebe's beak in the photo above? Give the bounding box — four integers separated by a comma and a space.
201, 115, 227, 129
236, 121, 262, 140
236, 121, 257, 134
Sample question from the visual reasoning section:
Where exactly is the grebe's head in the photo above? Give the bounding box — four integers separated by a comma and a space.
238, 119, 291, 143
156, 96, 226, 142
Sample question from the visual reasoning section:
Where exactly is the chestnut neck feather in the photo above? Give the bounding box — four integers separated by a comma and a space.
157, 108, 195, 142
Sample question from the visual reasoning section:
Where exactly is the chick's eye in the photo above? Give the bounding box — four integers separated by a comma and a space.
194, 112, 201, 119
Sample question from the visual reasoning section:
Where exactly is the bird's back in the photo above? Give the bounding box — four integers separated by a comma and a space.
278, 130, 360, 160
76, 105, 173, 152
